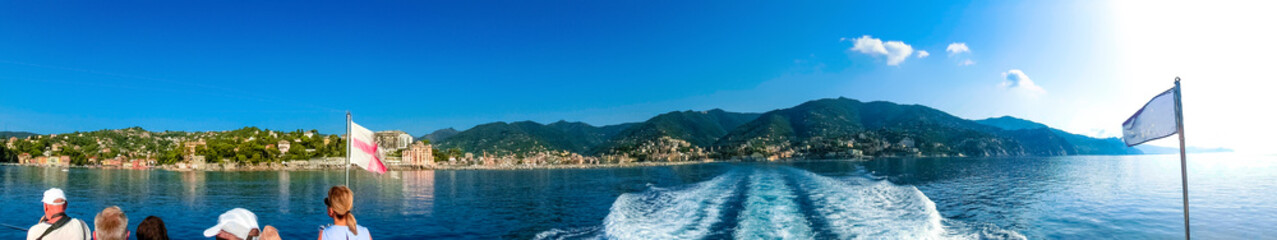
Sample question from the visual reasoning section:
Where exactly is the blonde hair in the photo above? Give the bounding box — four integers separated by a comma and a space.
94, 206, 129, 240
327, 185, 358, 235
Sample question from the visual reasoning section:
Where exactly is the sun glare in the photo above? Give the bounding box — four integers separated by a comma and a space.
1108, 1, 1277, 153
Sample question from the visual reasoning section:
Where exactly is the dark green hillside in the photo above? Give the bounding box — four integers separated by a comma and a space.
975, 116, 1050, 131
436, 121, 638, 155
417, 128, 460, 143
716, 98, 1027, 158
593, 109, 759, 157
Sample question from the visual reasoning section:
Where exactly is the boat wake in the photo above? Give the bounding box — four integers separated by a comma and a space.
535, 166, 1025, 240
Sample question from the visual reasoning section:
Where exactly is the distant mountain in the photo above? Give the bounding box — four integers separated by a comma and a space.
592, 109, 760, 157
975, 116, 1049, 130
417, 128, 460, 143
547, 120, 638, 149
716, 97, 1031, 158
0, 131, 39, 139
973, 116, 1142, 155
435, 121, 635, 155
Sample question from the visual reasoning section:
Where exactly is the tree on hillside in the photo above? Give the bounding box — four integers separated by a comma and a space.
0, 146, 17, 163
158, 144, 182, 165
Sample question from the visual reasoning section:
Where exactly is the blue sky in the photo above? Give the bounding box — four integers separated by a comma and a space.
2, 1, 1273, 152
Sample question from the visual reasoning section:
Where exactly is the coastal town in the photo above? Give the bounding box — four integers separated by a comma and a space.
0, 127, 449, 171
0, 127, 677, 171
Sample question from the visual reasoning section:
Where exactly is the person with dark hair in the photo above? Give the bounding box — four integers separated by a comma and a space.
318, 185, 371, 240
136, 216, 170, 240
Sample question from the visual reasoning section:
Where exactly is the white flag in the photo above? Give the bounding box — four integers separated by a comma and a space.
349, 121, 387, 174
1122, 87, 1179, 146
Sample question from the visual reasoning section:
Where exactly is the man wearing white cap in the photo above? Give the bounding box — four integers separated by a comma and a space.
26, 188, 92, 240
204, 208, 261, 240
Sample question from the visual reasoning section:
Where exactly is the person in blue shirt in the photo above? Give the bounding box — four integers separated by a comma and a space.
318, 186, 371, 240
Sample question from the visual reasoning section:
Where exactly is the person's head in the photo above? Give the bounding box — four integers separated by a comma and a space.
41, 188, 68, 220
202, 208, 260, 240
136, 216, 170, 240
258, 225, 280, 240
325, 185, 358, 234
93, 206, 130, 240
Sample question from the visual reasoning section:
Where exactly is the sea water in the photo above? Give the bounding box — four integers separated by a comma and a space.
1, 153, 1273, 239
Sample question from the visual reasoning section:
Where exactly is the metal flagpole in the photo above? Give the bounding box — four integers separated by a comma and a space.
346, 111, 351, 187
1173, 77, 1190, 239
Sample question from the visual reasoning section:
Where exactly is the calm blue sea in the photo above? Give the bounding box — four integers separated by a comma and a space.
1, 153, 1273, 239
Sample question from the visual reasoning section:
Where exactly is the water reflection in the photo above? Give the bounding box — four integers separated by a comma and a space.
279, 171, 290, 213
401, 170, 436, 216
181, 171, 205, 207
41, 166, 68, 189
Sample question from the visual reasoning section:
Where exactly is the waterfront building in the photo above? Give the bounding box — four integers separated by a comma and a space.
18, 153, 31, 164
402, 141, 434, 166
184, 139, 207, 155
278, 140, 291, 153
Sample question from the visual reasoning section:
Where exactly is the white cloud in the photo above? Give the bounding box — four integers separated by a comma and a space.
847, 35, 914, 66
1001, 69, 1045, 93
916, 50, 929, 58
946, 42, 975, 66
946, 42, 970, 55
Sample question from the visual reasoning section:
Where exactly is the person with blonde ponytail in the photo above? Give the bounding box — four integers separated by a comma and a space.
318, 186, 371, 240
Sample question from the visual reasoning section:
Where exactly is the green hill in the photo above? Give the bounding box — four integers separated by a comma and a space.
592, 109, 759, 158
974, 116, 1050, 130
417, 128, 460, 143
715, 98, 1031, 158
436, 121, 636, 155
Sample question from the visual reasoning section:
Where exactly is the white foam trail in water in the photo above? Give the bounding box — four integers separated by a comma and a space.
599, 170, 744, 240
533, 226, 601, 240
786, 167, 951, 239
733, 168, 814, 240
535, 167, 1025, 240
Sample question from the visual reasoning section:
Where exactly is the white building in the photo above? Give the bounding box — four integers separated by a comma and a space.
374, 130, 414, 151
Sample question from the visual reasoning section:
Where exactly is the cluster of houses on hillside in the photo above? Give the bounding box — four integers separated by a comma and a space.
166, 130, 435, 170
6, 129, 438, 170
15, 152, 155, 169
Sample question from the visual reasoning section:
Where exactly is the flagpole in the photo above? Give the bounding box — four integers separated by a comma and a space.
1173, 77, 1190, 239
346, 111, 351, 187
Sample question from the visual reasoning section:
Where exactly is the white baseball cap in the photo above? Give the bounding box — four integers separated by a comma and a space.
203, 208, 260, 239
41, 188, 66, 205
